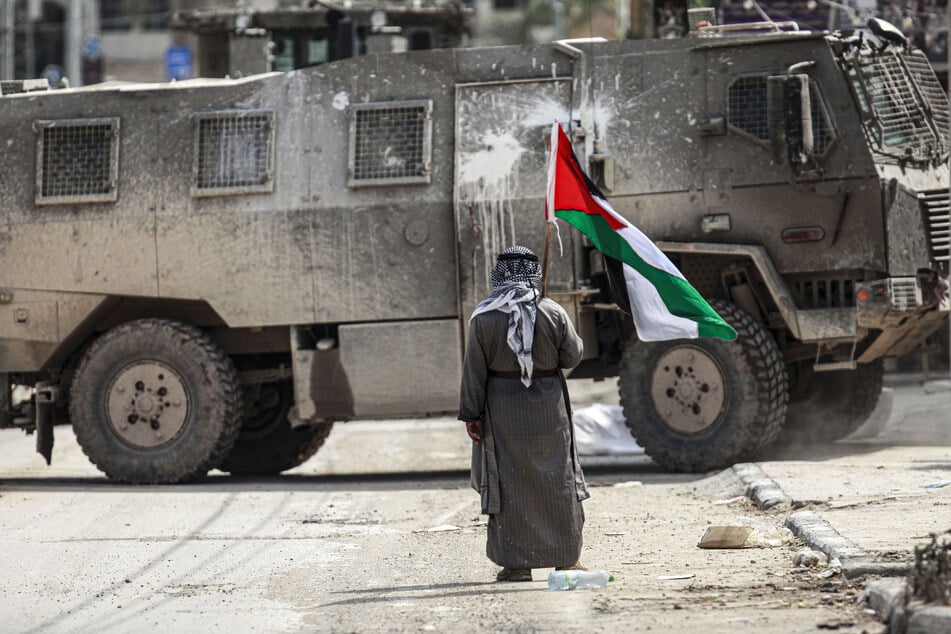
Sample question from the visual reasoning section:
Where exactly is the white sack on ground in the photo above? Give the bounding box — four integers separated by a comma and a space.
573, 404, 645, 456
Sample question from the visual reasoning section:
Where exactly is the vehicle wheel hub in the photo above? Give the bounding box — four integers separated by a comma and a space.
107, 361, 189, 449
650, 345, 726, 434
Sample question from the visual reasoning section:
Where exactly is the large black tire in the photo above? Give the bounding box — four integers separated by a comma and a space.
217, 380, 334, 475
69, 319, 243, 484
782, 360, 884, 444
619, 300, 788, 472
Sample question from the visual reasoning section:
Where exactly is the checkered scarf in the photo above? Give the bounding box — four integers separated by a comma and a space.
470, 246, 542, 387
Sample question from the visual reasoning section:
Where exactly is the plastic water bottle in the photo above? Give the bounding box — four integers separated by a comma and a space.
547, 569, 614, 590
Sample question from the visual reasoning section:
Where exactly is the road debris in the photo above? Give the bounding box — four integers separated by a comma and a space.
745, 527, 794, 548
657, 574, 696, 580
712, 495, 747, 506
698, 526, 753, 549
572, 404, 644, 455
910, 530, 951, 603
922, 480, 951, 489
816, 620, 855, 630
792, 547, 829, 567
816, 558, 843, 579
413, 524, 461, 533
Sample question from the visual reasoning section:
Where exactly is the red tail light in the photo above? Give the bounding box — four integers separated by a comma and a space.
782, 227, 825, 243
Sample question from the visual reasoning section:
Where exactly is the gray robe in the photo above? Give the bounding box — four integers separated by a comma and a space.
458, 297, 589, 569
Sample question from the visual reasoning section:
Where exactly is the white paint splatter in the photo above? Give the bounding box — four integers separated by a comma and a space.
590, 98, 616, 147
376, 146, 407, 170
454, 87, 621, 285
458, 132, 525, 186
457, 129, 527, 283
332, 91, 349, 110
518, 96, 571, 128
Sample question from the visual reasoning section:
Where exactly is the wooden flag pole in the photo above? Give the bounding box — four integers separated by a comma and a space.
541, 221, 553, 297
541, 121, 559, 298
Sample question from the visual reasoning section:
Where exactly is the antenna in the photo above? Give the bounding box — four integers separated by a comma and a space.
747, 0, 776, 25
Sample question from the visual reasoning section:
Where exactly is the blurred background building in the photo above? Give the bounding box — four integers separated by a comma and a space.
0, 0, 947, 86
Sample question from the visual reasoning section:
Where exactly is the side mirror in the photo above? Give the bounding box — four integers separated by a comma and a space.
767, 74, 814, 167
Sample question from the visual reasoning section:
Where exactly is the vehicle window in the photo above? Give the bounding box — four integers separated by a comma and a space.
192, 110, 275, 197
849, 49, 948, 159
35, 117, 120, 205
348, 100, 433, 187
727, 75, 835, 156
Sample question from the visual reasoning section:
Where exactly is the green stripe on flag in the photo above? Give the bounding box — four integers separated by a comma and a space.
556, 208, 737, 341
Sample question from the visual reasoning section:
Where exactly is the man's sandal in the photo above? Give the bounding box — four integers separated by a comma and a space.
496, 568, 532, 582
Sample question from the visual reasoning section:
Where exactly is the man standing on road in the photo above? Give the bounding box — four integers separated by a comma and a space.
459, 245, 589, 582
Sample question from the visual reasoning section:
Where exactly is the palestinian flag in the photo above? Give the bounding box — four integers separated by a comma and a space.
545, 123, 736, 341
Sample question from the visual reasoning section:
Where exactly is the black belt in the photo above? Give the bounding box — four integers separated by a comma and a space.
488, 368, 559, 380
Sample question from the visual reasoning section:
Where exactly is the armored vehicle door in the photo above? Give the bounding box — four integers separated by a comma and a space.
699, 44, 859, 275
453, 79, 576, 323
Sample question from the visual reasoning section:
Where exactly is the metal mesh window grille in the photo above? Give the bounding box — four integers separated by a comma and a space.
728, 76, 834, 155
193, 111, 274, 196
348, 100, 432, 187
809, 88, 834, 156
728, 77, 769, 141
855, 52, 942, 155
921, 189, 950, 269
35, 119, 119, 205
903, 50, 949, 152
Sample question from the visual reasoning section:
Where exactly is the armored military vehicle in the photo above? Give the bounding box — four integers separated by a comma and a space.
0, 24, 947, 482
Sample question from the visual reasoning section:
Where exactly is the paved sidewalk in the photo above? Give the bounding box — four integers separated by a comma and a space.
758, 381, 951, 564
750, 380, 951, 631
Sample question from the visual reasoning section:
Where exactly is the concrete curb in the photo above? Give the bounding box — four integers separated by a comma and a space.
731, 463, 788, 510
732, 465, 913, 578
841, 561, 912, 579
861, 579, 906, 622
906, 606, 951, 634
784, 510, 866, 563
862, 581, 951, 634
730, 464, 951, 633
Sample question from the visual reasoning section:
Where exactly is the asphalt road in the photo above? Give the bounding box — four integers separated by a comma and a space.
0, 377, 948, 633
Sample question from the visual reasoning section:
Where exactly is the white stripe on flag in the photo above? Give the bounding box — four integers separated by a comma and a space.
618, 225, 688, 280
588, 193, 701, 339
591, 193, 688, 281
546, 122, 559, 222
623, 263, 701, 341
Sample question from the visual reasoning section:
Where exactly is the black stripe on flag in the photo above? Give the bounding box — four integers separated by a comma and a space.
564, 135, 634, 318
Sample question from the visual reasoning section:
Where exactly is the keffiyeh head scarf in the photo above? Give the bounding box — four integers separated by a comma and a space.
470, 246, 542, 387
